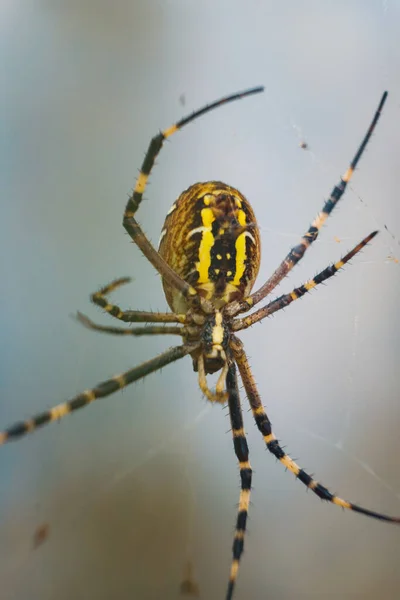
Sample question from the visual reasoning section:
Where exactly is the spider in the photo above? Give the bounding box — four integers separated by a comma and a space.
1, 87, 399, 600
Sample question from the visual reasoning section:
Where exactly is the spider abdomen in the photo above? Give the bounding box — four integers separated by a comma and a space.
158, 181, 261, 313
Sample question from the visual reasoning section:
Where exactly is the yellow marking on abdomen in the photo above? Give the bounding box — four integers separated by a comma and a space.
232, 210, 247, 286
233, 210, 256, 286
187, 226, 207, 240
197, 207, 215, 283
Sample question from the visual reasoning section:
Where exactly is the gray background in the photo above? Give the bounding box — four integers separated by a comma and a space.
1, 1, 399, 599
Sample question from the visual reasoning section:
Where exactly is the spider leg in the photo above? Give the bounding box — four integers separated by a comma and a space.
231, 336, 400, 524
226, 91, 388, 318
90, 277, 187, 323
225, 360, 252, 600
0, 343, 198, 445
233, 230, 377, 332
76, 312, 186, 337
122, 87, 264, 311
197, 353, 229, 403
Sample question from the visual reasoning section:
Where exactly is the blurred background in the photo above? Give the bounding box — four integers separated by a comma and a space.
1, 1, 399, 599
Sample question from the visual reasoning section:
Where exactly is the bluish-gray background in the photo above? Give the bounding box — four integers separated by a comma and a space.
1, 1, 399, 599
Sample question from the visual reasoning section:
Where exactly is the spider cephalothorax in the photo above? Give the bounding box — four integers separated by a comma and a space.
191, 309, 232, 401
1, 87, 398, 600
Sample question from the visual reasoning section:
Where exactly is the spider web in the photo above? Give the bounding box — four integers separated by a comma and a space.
4, 96, 399, 600
1, 2, 399, 599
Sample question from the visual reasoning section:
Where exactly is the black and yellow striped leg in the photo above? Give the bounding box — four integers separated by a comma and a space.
233, 231, 378, 332
90, 277, 187, 324
76, 312, 187, 337
226, 360, 252, 600
0, 343, 198, 445
122, 87, 264, 310
231, 335, 400, 524
226, 91, 388, 318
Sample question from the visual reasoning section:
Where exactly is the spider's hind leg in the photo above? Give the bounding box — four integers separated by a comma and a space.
231, 335, 400, 525
122, 88, 264, 310
225, 360, 253, 600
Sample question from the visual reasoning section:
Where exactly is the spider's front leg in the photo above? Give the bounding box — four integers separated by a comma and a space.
232, 230, 378, 331
225, 360, 252, 600
225, 91, 388, 319
122, 88, 263, 313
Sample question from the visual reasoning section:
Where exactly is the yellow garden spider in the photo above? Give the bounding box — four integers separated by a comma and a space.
1, 87, 399, 600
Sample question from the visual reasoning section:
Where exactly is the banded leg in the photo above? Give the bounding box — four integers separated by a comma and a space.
226, 360, 252, 600
91, 277, 187, 323
233, 230, 378, 332
231, 336, 400, 524
76, 312, 186, 337
226, 91, 388, 318
123, 87, 264, 311
0, 343, 198, 445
